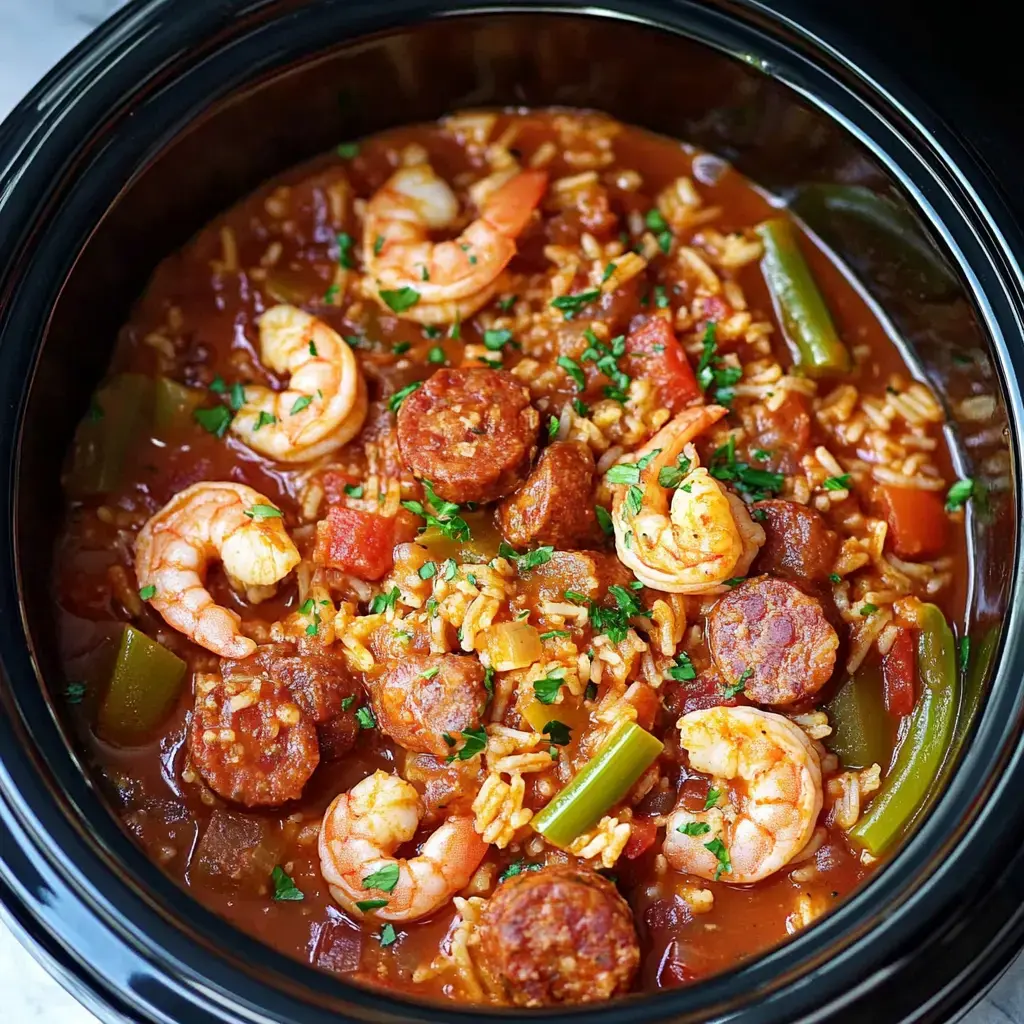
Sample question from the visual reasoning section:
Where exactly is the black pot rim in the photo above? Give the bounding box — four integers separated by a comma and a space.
2, 2, 1024, 1023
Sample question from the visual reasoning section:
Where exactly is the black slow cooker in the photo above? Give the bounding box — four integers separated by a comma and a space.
2, 2, 1023, 1022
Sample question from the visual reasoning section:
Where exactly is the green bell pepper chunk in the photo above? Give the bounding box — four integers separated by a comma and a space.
824, 663, 892, 770
532, 721, 663, 847
756, 217, 852, 377
850, 604, 958, 855
154, 376, 204, 435
66, 374, 154, 496
96, 625, 187, 746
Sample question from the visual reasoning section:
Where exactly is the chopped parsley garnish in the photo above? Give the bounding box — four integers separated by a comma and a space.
363, 863, 400, 892
595, 505, 614, 536
483, 328, 515, 351
645, 208, 668, 231
860, 603, 879, 616
606, 462, 641, 486
402, 480, 471, 542
441, 558, 458, 581
550, 289, 601, 320
392, 341, 411, 355
229, 381, 246, 412
584, 681, 598, 701
704, 837, 732, 880
138, 585, 156, 601
497, 294, 517, 312
336, 142, 360, 159
244, 503, 283, 521
449, 317, 461, 340
678, 821, 711, 837
498, 859, 541, 883
387, 380, 423, 413
63, 681, 87, 704
379, 923, 398, 948
959, 636, 971, 673
581, 327, 631, 403
193, 405, 233, 438
209, 376, 226, 394
829, 573, 842, 584
379, 286, 420, 313
548, 415, 559, 440
427, 346, 446, 364
572, 397, 589, 417
658, 454, 693, 490
355, 706, 377, 730
324, 284, 340, 304
533, 671, 566, 705
667, 652, 696, 681
945, 477, 974, 512
373, 234, 385, 256
483, 665, 494, 696
271, 866, 304, 901
445, 726, 488, 763
709, 435, 784, 502
423, 324, 442, 339
420, 667, 440, 680
498, 542, 554, 573
290, 395, 313, 415
355, 898, 388, 912
539, 629, 571, 640
704, 787, 722, 810
543, 720, 572, 746
625, 485, 644, 516
557, 355, 586, 390
418, 561, 437, 580
369, 586, 400, 615
822, 474, 851, 492
722, 667, 752, 699
336, 231, 355, 268
344, 483, 364, 498
309, 340, 318, 357
253, 410, 277, 431
695, 320, 742, 406
341, 696, 355, 711
654, 285, 670, 309
723, 577, 745, 587
587, 584, 650, 645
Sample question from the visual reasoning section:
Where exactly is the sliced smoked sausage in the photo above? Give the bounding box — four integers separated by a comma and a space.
367, 653, 486, 757
477, 864, 640, 1006
190, 674, 319, 806
751, 499, 839, 583
496, 440, 599, 548
707, 575, 838, 705
396, 367, 539, 504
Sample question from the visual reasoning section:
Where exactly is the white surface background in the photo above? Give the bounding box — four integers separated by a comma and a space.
0, 1, 1021, 1021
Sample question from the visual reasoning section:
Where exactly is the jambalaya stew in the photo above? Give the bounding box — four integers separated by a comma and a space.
55, 110, 971, 1006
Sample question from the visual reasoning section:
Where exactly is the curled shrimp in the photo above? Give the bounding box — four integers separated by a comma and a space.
230, 305, 368, 462
319, 769, 488, 922
135, 482, 300, 658
364, 161, 547, 324
610, 405, 764, 594
664, 706, 823, 884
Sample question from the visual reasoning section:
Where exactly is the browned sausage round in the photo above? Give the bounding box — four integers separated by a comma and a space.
367, 654, 486, 757
707, 576, 838, 705
190, 674, 319, 806
496, 440, 599, 548
396, 368, 539, 504
476, 864, 640, 1006
751, 499, 839, 583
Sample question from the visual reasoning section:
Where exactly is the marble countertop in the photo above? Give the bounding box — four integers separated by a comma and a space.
0, 1, 1021, 1022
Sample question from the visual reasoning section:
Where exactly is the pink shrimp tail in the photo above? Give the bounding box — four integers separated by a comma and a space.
482, 169, 548, 237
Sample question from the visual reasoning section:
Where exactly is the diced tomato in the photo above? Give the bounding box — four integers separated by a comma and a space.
883, 627, 916, 717
313, 506, 398, 581
875, 485, 949, 559
624, 818, 659, 860
624, 316, 701, 412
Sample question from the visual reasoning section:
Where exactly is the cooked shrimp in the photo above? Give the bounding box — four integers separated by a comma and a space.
610, 405, 764, 593
364, 161, 547, 324
319, 769, 488, 922
135, 482, 300, 658
230, 305, 368, 462
664, 706, 823, 884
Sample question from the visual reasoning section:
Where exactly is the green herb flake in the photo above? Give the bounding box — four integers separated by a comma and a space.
860, 603, 879, 616
704, 787, 722, 810
324, 284, 340, 304
420, 667, 440, 680
355, 705, 377, 730
625, 484, 644, 516
445, 725, 488, 763
63, 681, 87, 704
595, 505, 614, 536
550, 289, 601, 320
497, 542, 554, 574
722, 667, 752, 699
355, 898, 388, 912
369, 586, 401, 615
271, 865, 304, 902
584, 681, 598, 701
959, 635, 971, 673
244, 504, 283, 521
209, 376, 226, 394
379, 286, 420, 313
533, 672, 566, 705
336, 231, 355, 269
822, 474, 851, 492
645, 208, 668, 232
336, 142, 360, 159
344, 483, 364, 498
392, 342, 412, 355
704, 837, 732, 881
829, 573, 842, 584
193, 405, 233, 438
945, 477, 974, 512
427, 346, 446, 364
678, 821, 711, 837
548, 415, 559, 440
253, 410, 277, 431
418, 561, 438, 580
363, 863, 400, 892
483, 328, 515, 351
290, 395, 313, 415
654, 285, 670, 309
138, 584, 157, 601
667, 652, 696, 682
543, 720, 572, 746
606, 462, 641, 486
387, 380, 423, 413
557, 355, 586, 390
498, 859, 541, 882
539, 629, 571, 640
497, 294, 517, 312
379, 923, 398, 948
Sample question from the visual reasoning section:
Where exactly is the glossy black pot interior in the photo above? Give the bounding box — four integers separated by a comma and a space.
2, 2, 1023, 1022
